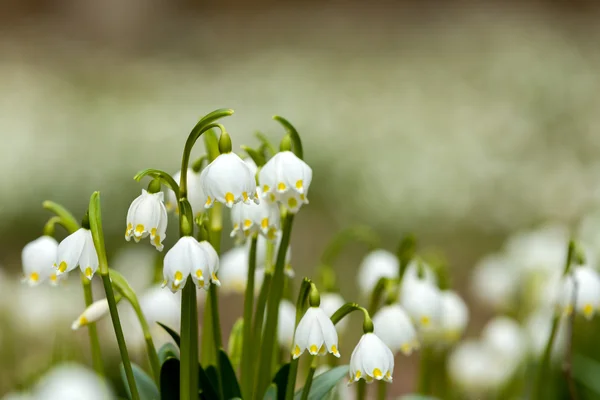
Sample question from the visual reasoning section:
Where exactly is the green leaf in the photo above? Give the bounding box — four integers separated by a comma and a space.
263, 384, 278, 400
227, 318, 244, 371
120, 363, 159, 400
157, 322, 180, 347
219, 349, 242, 399
160, 358, 180, 400
272, 363, 290, 400
158, 342, 180, 365
294, 365, 349, 400
574, 353, 600, 395
198, 364, 220, 400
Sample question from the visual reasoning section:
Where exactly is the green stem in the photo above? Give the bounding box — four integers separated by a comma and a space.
88, 192, 138, 400
376, 380, 387, 400
180, 278, 199, 400
273, 116, 303, 160
418, 346, 432, 394
241, 237, 258, 399
356, 381, 367, 400
255, 214, 295, 398
81, 275, 104, 375
300, 357, 317, 400
42, 201, 80, 233
132, 298, 161, 385
252, 272, 272, 365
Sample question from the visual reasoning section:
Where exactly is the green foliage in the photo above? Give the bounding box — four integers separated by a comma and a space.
272, 363, 290, 400
158, 343, 179, 365
293, 365, 348, 400
157, 322, 181, 347
219, 349, 242, 399
160, 358, 180, 400
120, 363, 159, 400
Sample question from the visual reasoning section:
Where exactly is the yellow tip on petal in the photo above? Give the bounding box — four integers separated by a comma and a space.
196, 270, 203, 279
58, 261, 68, 273
373, 368, 382, 379
263, 184, 270, 193
154, 235, 161, 247
244, 219, 252, 228
401, 343, 413, 355
583, 304, 594, 318
355, 371, 361, 379
292, 345, 301, 358
205, 196, 212, 207
225, 192, 235, 205
242, 191, 249, 201
277, 182, 286, 192
79, 316, 88, 326
174, 271, 183, 282
125, 223, 133, 237
287, 197, 298, 209
50, 273, 58, 283
135, 224, 145, 234
150, 227, 157, 238
29, 272, 39, 282
84, 267, 93, 278
261, 218, 269, 229
296, 180, 303, 190
309, 344, 318, 354
331, 345, 339, 356
420, 315, 430, 327
269, 193, 276, 202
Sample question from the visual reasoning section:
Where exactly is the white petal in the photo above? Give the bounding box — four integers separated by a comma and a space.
316, 308, 339, 356
22, 236, 58, 285
162, 237, 195, 292
373, 304, 418, 354
78, 231, 99, 280
56, 228, 88, 275
357, 250, 399, 296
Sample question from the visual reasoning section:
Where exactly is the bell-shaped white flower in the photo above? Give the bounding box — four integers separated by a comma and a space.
255, 234, 294, 277
55, 228, 99, 279
357, 249, 399, 296
277, 299, 296, 350
400, 279, 442, 331
218, 246, 264, 294
22, 236, 61, 286
525, 309, 567, 358
230, 188, 281, 239
373, 304, 419, 355
71, 298, 110, 330
558, 265, 600, 319
471, 253, 519, 311
125, 189, 168, 251
320, 293, 348, 332
349, 333, 394, 384
33, 364, 114, 400
165, 169, 207, 216
292, 306, 340, 359
162, 237, 220, 292
201, 152, 258, 208
481, 316, 526, 370
439, 290, 469, 342
259, 151, 312, 208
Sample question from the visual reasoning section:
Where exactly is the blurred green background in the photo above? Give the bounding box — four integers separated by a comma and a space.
2, 0, 600, 398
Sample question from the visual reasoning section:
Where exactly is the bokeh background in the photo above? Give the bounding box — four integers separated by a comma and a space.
2, 0, 600, 398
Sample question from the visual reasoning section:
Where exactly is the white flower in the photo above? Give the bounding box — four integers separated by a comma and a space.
125, 189, 168, 251
244, 157, 258, 176
166, 169, 207, 216
471, 253, 519, 311
399, 259, 437, 298
320, 292, 348, 332
292, 306, 340, 359
230, 188, 281, 239
71, 299, 110, 330
349, 333, 394, 384
525, 309, 566, 358
505, 224, 568, 276
162, 237, 220, 292
373, 304, 419, 355
439, 290, 469, 342
400, 279, 442, 331
201, 152, 258, 208
357, 249, 399, 296
558, 265, 600, 319
21, 236, 62, 286
255, 234, 294, 277
481, 316, 526, 370
259, 151, 312, 210
218, 246, 264, 294
55, 228, 98, 279
33, 363, 113, 400
277, 299, 296, 349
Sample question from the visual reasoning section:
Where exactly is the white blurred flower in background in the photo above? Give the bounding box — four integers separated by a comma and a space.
373, 304, 419, 355
277, 299, 296, 351
524, 309, 567, 359
21, 236, 61, 286
481, 316, 527, 374
319, 292, 348, 332
471, 253, 518, 311
438, 290, 469, 343
357, 249, 398, 296
32, 363, 113, 400
166, 169, 206, 216
217, 246, 264, 294
558, 265, 600, 319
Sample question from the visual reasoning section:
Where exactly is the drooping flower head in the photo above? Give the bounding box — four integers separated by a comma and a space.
162, 237, 219, 292
357, 249, 399, 296
201, 152, 258, 208
230, 188, 281, 240
349, 333, 394, 384
292, 307, 340, 359
259, 151, 312, 212
400, 278, 442, 331
22, 236, 62, 286
373, 304, 419, 355
55, 228, 99, 280
558, 265, 600, 319
125, 189, 168, 251
438, 290, 469, 342
166, 169, 206, 216
71, 298, 110, 330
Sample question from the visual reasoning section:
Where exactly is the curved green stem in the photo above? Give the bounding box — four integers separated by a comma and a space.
255, 131, 277, 157
396, 234, 417, 281
255, 214, 295, 398
368, 277, 393, 315
241, 237, 258, 399
331, 303, 373, 333
300, 357, 318, 400
88, 192, 139, 400
133, 169, 180, 198
42, 201, 80, 233
42, 216, 62, 237
273, 116, 303, 160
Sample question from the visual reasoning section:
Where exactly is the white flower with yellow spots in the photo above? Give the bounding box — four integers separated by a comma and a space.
259, 151, 312, 210
165, 169, 206, 216
230, 188, 280, 239
357, 249, 399, 296
439, 290, 469, 342
218, 246, 264, 294
201, 153, 258, 208
71, 298, 110, 330
125, 189, 168, 251
400, 279, 442, 331
373, 304, 419, 355
21, 236, 62, 286
162, 237, 220, 293
55, 228, 99, 280
292, 306, 340, 359
558, 265, 600, 319
349, 333, 394, 384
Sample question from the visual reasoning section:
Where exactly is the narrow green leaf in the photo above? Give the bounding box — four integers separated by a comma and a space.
198, 364, 220, 400
158, 343, 180, 365
120, 363, 159, 400
272, 363, 290, 400
263, 384, 278, 400
219, 349, 242, 399
160, 358, 180, 400
227, 318, 244, 371
294, 365, 349, 400
156, 322, 180, 347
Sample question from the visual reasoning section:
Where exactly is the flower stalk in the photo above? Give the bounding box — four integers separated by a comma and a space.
240, 236, 258, 399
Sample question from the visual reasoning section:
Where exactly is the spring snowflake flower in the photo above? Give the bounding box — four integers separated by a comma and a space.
55, 228, 99, 279
277, 300, 296, 350
558, 265, 600, 319
439, 290, 469, 342
471, 253, 519, 311
33, 364, 114, 400
21, 236, 62, 286
201, 152, 258, 208
218, 246, 264, 294
165, 169, 206, 216
162, 237, 219, 293
230, 188, 280, 239
292, 306, 340, 359
320, 292, 348, 332
357, 249, 399, 296
373, 304, 419, 355
481, 316, 526, 371
125, 189, 168, 251
259, 151, 312, 211
349, 333, 394, 384
71, 299, 109, 330
400, 278, 442, 331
